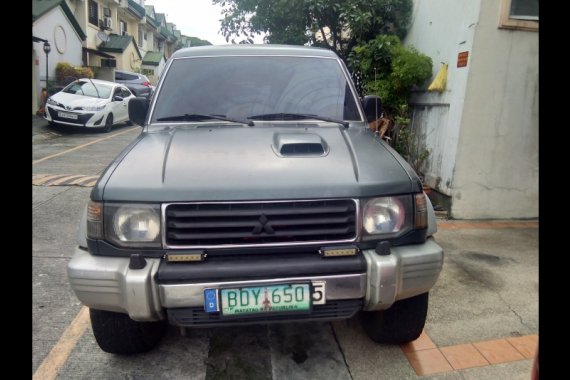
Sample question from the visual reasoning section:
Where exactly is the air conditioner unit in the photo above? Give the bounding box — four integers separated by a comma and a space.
103, 8, 111, 17
104, 17, 112, 29
101, 58, 117, 68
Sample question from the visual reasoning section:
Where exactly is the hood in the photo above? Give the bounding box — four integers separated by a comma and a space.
98, 125, 416, 202
51, 92, 109, 108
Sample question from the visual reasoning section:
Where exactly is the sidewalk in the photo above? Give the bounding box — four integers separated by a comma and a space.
337, 218, 539, 379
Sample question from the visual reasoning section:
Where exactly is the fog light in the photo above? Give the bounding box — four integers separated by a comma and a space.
166, 251, 206, 262
319, 245, 359, 257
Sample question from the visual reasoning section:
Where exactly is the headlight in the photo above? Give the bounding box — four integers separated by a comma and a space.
75, 105, 105, 111
104, 204, 162, 248
46, 98, 58, 106
362, 196, 412, 238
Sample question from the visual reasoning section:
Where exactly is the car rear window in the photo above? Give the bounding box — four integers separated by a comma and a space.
116, 72, 139, 81
151, 56, 361, 123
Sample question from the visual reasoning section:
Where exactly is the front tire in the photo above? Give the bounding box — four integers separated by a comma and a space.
360, 292, 429, 344
103, 113, 114, 133
89, 309, 166, 355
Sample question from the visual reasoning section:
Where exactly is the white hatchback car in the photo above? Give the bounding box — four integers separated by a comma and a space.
45, 78, 136, 132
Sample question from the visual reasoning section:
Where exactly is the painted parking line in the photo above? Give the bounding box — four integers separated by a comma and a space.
32, 126, 138, 166
33, 306, 90, 380
32, 174, 99, 187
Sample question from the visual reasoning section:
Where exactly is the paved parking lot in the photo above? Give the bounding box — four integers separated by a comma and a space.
32, 117, 538, 379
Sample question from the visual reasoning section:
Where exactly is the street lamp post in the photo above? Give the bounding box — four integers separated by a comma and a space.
43, 41, 51, 94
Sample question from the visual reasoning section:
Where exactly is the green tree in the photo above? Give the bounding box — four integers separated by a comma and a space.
185, 36, 213, 47
212, 0, 412, 59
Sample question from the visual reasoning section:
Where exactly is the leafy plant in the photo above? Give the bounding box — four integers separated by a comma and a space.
347, 35, 432, 113
55, 62, 94, 86
347, 35, 432, 178
395, 124, 430, 179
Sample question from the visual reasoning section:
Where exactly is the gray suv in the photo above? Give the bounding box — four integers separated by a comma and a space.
67, 45, 444, 355
114, 70, 152, 99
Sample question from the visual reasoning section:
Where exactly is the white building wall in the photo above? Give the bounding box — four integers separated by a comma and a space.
33, 6, 84, 87
405, 0, 538, 219
405, 0, 482, 195
141, 56, 165, 84
450, 0, 538, 218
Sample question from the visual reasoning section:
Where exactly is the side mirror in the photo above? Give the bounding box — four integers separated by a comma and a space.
362, 95, 383, 122
128, 97, 149, 126
113, 95, 124, 102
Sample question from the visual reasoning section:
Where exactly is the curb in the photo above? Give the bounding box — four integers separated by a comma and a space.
437, 220, 538, 229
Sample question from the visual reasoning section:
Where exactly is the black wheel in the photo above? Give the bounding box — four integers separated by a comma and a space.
89, 308, 166, 355
103, 113, 114, 133
360, 292, 429, 344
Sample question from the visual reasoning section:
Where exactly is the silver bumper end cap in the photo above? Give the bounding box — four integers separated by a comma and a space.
67, 248, 163, 321
362, 237, 443, 311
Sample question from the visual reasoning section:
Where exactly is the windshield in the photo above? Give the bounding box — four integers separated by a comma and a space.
62, 81, 112, 99
151, 56, 362, 123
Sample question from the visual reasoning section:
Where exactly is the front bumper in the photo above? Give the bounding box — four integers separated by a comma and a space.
45, 105, 105, 127
67, 238, 443, 322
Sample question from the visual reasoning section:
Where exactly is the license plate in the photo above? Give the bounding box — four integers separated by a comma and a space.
204, 281, 326, 315
58, 111, 78, 120
217, 284, 313, 316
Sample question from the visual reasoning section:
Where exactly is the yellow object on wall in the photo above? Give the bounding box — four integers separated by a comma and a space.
428, 63, 448, 92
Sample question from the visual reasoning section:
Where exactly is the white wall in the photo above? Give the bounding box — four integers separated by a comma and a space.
451, 0, 538, 218
405, 0, 538, 219
141, 56, 165, 85
33, 6, 84, 86
405, 0, 482, 195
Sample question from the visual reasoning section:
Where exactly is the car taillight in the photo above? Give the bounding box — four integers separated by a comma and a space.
142, 81, 151, 87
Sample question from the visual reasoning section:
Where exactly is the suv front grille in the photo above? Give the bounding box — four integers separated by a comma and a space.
164, 199, 357, 248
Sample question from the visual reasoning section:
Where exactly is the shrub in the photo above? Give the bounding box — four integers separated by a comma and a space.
55, 62, 94, 86
347, 36, 432, 178
347, 35, 432, 114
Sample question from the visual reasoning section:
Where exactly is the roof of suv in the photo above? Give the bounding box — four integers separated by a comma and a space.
170, 44, 338, 59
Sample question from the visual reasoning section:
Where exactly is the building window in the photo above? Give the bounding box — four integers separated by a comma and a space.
88, 0, 99, 26
119, 20, 128, 36
499, 0, 538, 31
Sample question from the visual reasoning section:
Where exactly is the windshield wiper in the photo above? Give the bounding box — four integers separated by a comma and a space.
156, 113, 253, 126
247, 113, 349, 128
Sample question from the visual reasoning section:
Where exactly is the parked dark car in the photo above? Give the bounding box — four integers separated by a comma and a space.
114, 70, 152, 99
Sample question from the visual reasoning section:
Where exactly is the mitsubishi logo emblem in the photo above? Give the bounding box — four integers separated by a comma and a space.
252, 214, 274, 235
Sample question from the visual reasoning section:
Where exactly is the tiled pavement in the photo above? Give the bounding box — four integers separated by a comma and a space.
401, 330, 537, 376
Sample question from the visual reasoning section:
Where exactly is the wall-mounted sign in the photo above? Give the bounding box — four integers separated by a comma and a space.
457, 51, 469, 68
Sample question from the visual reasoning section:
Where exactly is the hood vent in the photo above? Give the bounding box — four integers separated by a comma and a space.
272, 132, 329, 157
